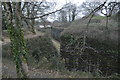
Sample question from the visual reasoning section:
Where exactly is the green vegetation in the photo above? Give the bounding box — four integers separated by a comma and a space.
3, 35, 57, 66
92, 16, 106, 19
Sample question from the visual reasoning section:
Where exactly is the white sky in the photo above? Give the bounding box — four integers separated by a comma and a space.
33, 0, 87, 21
42, 0, 120, 21
54, 0, 85, 5
46, 0, 86, 21
47, 0, 85, 9
44, 0, 120, 12
20, 0, 120, 21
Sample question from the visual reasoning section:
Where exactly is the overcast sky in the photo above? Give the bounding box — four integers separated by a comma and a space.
41, 0, 86, 10
46, 0, 87, 21
21, 0, 120, 21
45, 0, 120, 21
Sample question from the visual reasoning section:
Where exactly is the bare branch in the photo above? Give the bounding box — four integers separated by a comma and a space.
79, 0, 108, 55
21, 7, 64, 19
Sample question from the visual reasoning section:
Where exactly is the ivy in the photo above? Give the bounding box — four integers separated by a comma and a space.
7, 22, 28, 78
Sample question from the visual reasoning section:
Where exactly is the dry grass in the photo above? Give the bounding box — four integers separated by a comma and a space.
2, 57, 95, 78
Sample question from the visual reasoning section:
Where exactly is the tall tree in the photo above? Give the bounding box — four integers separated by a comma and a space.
59, 10, 67, 22
80, 1, 101, 16
22, 1, 55, 33
2, 1, 63, 78
66, 3, 78, 21
2, 2, 28, 77
57, 3, 78, 22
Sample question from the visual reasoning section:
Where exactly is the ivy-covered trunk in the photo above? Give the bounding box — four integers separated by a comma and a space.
3, 2, 28, 78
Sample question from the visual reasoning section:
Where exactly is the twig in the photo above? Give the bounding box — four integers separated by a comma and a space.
80, 0, 108, 55
21, 8, 64, 19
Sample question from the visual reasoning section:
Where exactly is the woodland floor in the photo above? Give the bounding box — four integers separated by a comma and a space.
2, 31, 94, 78
2, 31, 71, 78
2, 58, 70, 78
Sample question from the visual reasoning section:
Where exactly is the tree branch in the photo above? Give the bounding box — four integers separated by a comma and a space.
21, 7, 64, 19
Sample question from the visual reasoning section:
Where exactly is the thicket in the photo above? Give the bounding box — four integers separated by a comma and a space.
60, 33, 119, 77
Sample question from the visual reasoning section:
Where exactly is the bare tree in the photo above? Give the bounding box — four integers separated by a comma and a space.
80, 1, 101, 16
58, 10, 67, 22
57, 3, 78, 22
2, 1, 64, 78
66, 3, 78, 22
21, 1, 56, 33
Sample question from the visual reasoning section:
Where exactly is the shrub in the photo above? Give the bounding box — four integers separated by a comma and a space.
60, 34, 119, 76
2, 35, 58, 68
